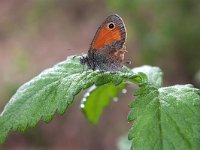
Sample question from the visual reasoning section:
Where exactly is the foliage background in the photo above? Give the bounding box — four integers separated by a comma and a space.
0, 0, 199, 149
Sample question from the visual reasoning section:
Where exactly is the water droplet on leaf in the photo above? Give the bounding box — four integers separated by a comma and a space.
122, 89, 127, 94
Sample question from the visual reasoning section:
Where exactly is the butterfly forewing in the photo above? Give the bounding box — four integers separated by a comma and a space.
90, 14, 126, 50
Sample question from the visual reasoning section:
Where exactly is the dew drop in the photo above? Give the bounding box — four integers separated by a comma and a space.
122, 89, 127, 94
113, 97, 119, 102
80, 104, 85, 108
82, 98, 87, 102
85, 92, 90, 97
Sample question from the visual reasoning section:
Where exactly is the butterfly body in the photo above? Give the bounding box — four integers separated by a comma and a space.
80, 14, 127, 71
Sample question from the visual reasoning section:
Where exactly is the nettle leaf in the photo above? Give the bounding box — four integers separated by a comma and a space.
81, 83, 125, 124
132, 65, 163, 87
0, 56, 145, 144
128, 84, 200, 150
81, 65, 159, 125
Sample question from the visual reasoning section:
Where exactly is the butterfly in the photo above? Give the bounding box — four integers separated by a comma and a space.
80, 14, 127, 71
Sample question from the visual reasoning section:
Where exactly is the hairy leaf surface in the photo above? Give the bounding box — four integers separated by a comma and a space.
0, 56, 144, 143
128, 84, 200, 150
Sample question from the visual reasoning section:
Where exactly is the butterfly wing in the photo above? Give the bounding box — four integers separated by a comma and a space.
84, 14, 127, 71
90, 14, 126, 51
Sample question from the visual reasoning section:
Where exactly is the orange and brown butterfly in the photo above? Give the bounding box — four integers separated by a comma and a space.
80, 14, 127, 71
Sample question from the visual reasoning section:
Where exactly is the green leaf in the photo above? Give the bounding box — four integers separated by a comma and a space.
81, 83, 125, 124
0, 56, 144, 144
128, 84, 200, 150
81, 65, 157, 124
132, 65, 163, 87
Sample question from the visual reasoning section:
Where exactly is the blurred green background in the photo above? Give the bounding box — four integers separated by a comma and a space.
0, 0, 199, 149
